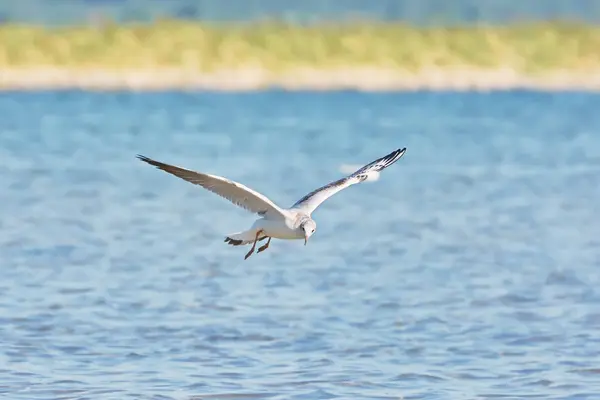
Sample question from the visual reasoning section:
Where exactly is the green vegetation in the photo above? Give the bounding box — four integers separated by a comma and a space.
0, 20, 599, 74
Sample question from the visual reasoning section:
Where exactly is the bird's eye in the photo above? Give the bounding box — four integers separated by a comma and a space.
312, 229, 315, 233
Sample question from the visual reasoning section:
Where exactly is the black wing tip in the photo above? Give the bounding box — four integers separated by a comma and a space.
137, 154, 170, 171
136, 154, 152, 163
136, 154, 162, 167
392, 147, 407, 159
382, 147, 407, 166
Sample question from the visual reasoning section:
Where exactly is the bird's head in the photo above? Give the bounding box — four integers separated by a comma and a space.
301, 219, 317, 245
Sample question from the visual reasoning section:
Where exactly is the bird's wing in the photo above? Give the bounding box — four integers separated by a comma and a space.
291, 148, 406, 215
137, 155, 289, 219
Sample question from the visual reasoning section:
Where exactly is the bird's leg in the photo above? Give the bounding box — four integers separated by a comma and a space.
244, 230, 263, 260
257, 237, 271, 254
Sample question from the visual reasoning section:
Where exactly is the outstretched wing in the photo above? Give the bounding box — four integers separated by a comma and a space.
291, 148, 406, 215
137, 155, 289, 219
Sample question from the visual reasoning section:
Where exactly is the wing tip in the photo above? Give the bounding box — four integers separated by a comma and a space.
385, 147, 407, 165
136, 154, 151, 162
136, 154, 163, 168
394, 147, 407, 158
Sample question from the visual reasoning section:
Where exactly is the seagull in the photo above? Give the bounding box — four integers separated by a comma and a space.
137, 147, 406, 260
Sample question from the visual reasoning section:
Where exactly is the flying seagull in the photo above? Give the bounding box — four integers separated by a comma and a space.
137, 147, 406, 260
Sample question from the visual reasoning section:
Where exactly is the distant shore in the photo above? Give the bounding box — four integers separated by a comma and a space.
1, 20, 600, 91
2, 67, 600, 91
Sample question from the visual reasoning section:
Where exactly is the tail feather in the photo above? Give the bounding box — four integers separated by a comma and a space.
224, 230, 268, 246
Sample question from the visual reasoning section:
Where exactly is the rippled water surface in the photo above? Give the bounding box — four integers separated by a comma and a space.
3, 0, 599, 25
1, 90, 600, 399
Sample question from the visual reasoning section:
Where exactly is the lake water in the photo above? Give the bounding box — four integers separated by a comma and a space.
1, 90, 600, 399
1, 0, 599, 25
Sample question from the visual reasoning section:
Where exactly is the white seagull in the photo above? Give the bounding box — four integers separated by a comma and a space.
137, 147, 406, 260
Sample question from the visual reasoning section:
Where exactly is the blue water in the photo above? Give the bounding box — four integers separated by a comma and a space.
1, 90, 600, 399
1, 0, 599, 25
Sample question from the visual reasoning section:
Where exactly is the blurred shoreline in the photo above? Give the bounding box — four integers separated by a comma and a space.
2, 67, 600, 91
1, 21, 600, 91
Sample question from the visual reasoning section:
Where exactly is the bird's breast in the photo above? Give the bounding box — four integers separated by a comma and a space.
259, 218, 303, 240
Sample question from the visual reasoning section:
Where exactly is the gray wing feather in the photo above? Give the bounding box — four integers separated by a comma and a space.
137, 155, 288, 219
291, 148, 406, 214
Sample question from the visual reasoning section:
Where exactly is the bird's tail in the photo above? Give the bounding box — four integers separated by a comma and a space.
224, 230, 268, 246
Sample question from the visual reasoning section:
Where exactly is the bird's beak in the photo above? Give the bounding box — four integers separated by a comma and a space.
304, 237, 308, 246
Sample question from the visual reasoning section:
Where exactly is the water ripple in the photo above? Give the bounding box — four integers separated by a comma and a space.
1, 90, 600, 399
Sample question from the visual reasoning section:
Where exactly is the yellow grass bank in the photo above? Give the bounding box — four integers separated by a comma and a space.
1, 20, 599, 91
